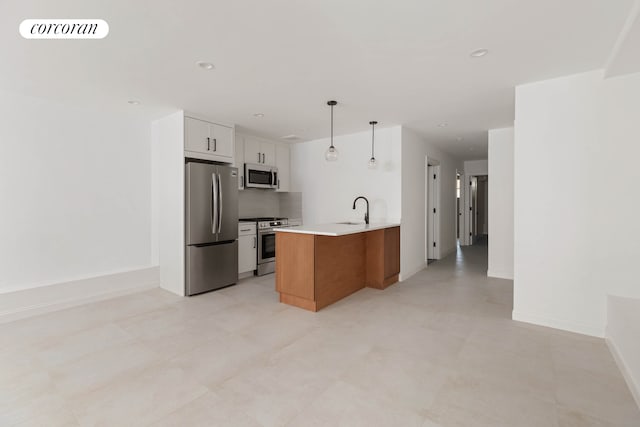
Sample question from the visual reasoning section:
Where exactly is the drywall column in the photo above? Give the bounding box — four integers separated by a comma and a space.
487, 127, 514, 280
513, 70, 605, 336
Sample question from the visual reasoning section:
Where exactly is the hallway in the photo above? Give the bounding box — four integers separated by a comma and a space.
1, 244, 638, 426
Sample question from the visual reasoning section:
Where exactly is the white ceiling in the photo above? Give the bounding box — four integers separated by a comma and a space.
606, 1, 640, 77
1, 0, 636, 160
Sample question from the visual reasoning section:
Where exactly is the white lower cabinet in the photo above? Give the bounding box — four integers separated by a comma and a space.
238, 223, 257, 274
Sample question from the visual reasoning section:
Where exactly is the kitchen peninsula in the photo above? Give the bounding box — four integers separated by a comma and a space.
275, 223, 400, 311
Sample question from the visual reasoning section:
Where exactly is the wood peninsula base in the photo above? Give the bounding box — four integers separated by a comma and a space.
275, 226, 400, 312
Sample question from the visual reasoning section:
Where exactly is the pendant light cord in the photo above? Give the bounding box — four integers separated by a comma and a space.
371, 122, 375, 158
330, 103, 334, 148
369, 120, 378, 159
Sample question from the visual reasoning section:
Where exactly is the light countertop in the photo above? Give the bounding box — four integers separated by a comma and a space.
275, 222, 400, 237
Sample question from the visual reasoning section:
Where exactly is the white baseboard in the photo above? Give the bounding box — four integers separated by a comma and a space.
606, 337, 640, 410
487, 269, 514, 280
0, 267, 159, 324
512, 309, 605, 338
400, 262, 428, 282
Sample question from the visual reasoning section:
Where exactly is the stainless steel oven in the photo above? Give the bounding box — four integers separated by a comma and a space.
257, 218, 288, 275
245, 163, 278, 189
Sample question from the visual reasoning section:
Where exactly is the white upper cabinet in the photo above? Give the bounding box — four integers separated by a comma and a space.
244, 136, 276, 166
234, 133, 245, 190
184, 116, 234, 163
276, 143, 290, 192
236, 132, 292, 192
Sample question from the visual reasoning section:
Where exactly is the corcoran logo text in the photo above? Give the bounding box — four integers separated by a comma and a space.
19, 19, 109, 39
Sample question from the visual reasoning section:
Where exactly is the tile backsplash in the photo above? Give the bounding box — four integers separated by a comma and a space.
238, 190, 302, 220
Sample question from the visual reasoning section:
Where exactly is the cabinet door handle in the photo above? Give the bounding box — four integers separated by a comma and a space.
207, 137, 210, 151
253, 236, 257, 248
213, 138, 217, 152
277, 179, 280, 189
262, 153, 265, 163
257, 153, 260, 163
240, 175, 244, 188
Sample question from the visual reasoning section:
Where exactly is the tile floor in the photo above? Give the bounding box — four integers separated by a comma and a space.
1, 244, 639, 426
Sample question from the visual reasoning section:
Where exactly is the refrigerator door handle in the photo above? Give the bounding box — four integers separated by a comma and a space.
211, 173, 218, 234
217, 173, 223, 234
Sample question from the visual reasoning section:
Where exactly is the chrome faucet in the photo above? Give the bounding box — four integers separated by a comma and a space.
352, 196, 369, 225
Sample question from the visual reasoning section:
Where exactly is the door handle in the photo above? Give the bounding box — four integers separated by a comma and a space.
253, 236, 256, 248
262, 153, 265, 163
213, 138, 217, 152
211, 173, 218, 234
207, 137, 210, 151
240, 175, 244, 189
257, 153, 261, 163
217, 173, 223, 233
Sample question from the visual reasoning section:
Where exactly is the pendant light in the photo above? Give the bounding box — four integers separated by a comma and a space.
368, 121, 378, 169
325, 100, 338, 161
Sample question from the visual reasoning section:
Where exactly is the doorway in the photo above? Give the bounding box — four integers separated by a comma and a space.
476, 176, 488, 244
426, 161, 440, 263
456, 173, 461, 241
467, 175, 488, 245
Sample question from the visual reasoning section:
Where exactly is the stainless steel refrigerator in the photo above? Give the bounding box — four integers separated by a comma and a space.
185, 161, 239, 296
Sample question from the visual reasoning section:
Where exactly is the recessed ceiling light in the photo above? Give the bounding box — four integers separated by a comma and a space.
196, 61, 215, 70
127, 100, 140, 105
253, 113, 264, 118
438, 122, 448, 128
470, 48, 489, 58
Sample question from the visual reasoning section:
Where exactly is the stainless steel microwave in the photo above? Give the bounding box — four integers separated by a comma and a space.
244, 163, 278, 189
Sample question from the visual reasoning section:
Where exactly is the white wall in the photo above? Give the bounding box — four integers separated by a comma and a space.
0, 91, 153, 294
607, 296, 640, 408
463, 159, 488, 176
401, 128, 461, 279
513, 70, 640, 337
291, 126, 402, 225
151, 111, 185, 296
514, 70, 604, 336
602, 72, 640, 404
488, 127, 514, 280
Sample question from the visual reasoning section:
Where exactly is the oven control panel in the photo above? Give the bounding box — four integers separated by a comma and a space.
258, 220, 288, 230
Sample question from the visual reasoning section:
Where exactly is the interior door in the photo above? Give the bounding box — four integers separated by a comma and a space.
186, 162, 217, 245
215, 165, 239, 243
427, 165, 438, 259
469, 177, 478, 244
